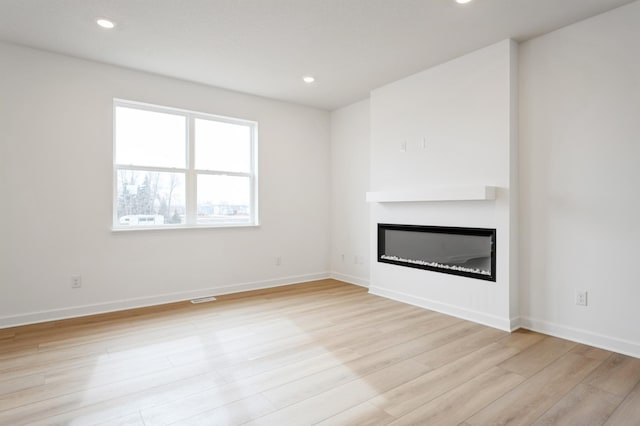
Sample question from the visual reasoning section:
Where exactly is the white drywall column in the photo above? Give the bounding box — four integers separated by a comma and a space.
330, 100, 371, 287
368, 40, 518, 330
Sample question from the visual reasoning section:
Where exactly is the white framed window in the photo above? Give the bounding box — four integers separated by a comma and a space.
113, 99, 258, 229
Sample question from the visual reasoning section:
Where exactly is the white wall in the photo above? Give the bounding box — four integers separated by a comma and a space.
368, 40, 518, 331
330, 100, 370, 286
519, 1, 640, 356
0, 42, 331, 327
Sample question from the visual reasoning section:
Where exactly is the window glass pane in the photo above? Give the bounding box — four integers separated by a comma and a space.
116, 106, 186, 168
197, 175, 251, 225
116, 170, 185, 226
195, 119, 251, 172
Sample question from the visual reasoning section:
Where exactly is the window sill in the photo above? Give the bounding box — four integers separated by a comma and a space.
111, 223, 260, 233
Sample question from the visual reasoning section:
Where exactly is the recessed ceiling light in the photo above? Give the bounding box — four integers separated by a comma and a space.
455, 0, 473, 4
302, 76, 315, 84
96, 18, 116, 29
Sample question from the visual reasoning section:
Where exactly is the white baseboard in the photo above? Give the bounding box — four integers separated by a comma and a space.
329, 272, 369, 288
368, 286, 512, 331
519, 317, 640, 359
509, 316, 522, 332
0, 272, 330, 329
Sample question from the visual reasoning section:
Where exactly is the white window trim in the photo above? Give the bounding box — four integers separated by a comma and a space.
112, 99, 259, 231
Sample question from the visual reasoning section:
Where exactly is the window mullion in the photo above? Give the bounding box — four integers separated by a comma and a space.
115, 165, 188, 174
193, 170, 251, 177
251, 126, 258, 224
186, 116, 197, 225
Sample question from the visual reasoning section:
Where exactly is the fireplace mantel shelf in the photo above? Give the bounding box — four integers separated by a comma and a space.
366, 185, 496, 203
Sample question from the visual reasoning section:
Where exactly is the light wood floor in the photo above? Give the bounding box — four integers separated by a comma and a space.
1, 280, 639, 425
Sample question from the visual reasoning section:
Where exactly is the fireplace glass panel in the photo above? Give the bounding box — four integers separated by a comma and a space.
378, 224, 496, 281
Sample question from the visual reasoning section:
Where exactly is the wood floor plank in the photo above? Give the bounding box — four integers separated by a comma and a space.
245, 358, 432, 425
0, 362, 225, 424
584, 353, 640, 397
316, 402, 396, 426
162, 317, 338, 368
0, 373, 44, 396
389, 366, 525, 426
137, 349, 360, 425
498, 335, 578, 378
139, 384, 269, 426
465, 353, 605, 425
570, 344, 613, 361
0, 343, 39, 359
223, 347, 361, 395
497, 328, 546, 350
0, 348, 111, 385
533, 384, 623, 426
411, 326, 508, 370
370, 343, 521, 417
0, 330, 16, 341
221, 343, 344, 382
169, 394, 275, 426
0, 341, 110, 375
0, 356, 176, 412
345, 314, 462, 353
604, 380, 640, 425
260, 320, 481, 410
351, 319, 481, 360
261, 341, 426, 409
0, 280, 636, 426
94, 411, 146, 426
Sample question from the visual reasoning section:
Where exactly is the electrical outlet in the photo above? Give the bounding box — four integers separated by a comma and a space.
341, 254, 345, 262
275, 256, 282, 266
575, 290, 588, 306
71, 275, 82, 289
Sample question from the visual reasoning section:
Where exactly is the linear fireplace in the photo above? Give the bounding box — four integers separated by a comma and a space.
378, 224, 496, 281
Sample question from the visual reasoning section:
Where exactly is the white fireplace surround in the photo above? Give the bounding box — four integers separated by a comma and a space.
368, 39, 518, 333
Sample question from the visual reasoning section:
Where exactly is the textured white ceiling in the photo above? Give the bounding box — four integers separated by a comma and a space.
0, 0, 634, 110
